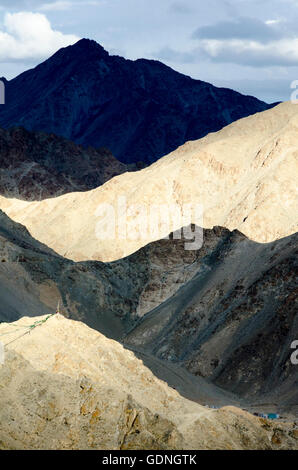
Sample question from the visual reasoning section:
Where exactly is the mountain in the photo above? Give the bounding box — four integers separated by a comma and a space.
0, 207, 150, 338
0, 208, 244, 408
124, 227, 298, 410
0, 126, 126, 200
0, 101, 296, 262
0, 101, 296, 413
0, 38, 275, 165
1, 314, 297, 450
0, 70, 296, 448
0, 205, 296, 414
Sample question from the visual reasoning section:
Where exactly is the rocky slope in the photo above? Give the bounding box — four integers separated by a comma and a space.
0, 206, 296, 413
0, 127, 126, 200
0, 314, 297, 450
0, 101, 296, 262
0, 207, 150, 338
124, 228, 298, 411
0, 39, 274, 165
0, 101, 296, 431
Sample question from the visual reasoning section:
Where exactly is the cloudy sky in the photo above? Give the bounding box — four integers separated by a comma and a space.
1, 0, 298, 102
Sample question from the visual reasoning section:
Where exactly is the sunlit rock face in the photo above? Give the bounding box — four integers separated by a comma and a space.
1, 314, 297, 450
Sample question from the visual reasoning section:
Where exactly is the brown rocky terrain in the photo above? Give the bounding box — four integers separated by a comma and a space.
0, 101, 297, 449
0, 208, 147, 338
0, 127, 126, 200
0, 314, 297, 450
124, 228, 298, 413
0, 101, 296, 262
0, 206, 296, 417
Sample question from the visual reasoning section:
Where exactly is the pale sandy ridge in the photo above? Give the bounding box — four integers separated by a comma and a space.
1, 314, 297, 450
0, 101, 297, 262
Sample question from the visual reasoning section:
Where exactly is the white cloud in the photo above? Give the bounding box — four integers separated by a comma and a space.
0, 11, 80, 61
39, 0, 102, 11
265, 19, 282, 25
190, 17, 298, 67
155, 34, 298, 68
39, 1, 73, 10
197, 37, 298, 67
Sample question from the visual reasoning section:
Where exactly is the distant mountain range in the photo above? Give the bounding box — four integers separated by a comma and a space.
0, 39, 276, 165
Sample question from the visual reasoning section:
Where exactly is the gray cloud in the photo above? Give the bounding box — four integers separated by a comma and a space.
197, 42, 298, 67
153, 36, 298, 68
192, 17, 289, 43
152, 46, 195, 64
169, 2, 194, 14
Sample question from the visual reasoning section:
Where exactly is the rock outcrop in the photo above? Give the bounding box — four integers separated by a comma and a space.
0, 314, 297, 450
0, 38, 274, 165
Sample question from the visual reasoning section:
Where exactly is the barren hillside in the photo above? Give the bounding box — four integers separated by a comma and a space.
0, 127, 126, 200
0, 101, 296, 262
1, 315, 297, 450
0, 206, 296, 412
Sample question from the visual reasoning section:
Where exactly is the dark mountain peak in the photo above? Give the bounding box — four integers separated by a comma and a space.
45, 38, 109, 69
0, 40, 275, 165
64, 38, 109, 60
72, 38, 108, 55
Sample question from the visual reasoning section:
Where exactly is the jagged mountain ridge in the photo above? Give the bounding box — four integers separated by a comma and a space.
0, 126, 126, 200
0, 38, 275, 164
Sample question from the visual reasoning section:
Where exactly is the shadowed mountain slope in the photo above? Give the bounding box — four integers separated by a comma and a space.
0, 38, 274, 165
0, 127, 126, 200
124, 228, 298, 410
0, 208, 145, 337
